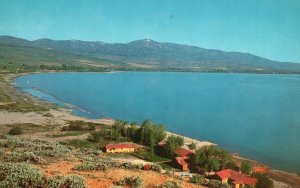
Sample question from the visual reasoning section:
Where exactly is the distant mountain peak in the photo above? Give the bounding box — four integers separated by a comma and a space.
34, 38, 53, 42
127, 39, 162, 48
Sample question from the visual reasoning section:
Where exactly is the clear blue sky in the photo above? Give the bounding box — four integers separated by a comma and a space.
0, 0, 299, 62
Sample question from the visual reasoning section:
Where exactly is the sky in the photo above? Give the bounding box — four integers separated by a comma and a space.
0, 0, 300, 63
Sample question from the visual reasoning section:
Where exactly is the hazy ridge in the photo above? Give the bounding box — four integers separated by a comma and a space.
1, 35, 300, 73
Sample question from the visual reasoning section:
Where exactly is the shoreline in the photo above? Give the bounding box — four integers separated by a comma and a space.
2, 72, 300, 187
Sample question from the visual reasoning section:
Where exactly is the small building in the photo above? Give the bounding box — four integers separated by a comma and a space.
175, 148, 194, 159
175, 157, 189, 171
216, 169, 257, 188
105, 143, 135, 153
252, 166, 268, 174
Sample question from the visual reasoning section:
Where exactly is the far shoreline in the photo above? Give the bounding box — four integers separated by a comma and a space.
4, 71, 300, 187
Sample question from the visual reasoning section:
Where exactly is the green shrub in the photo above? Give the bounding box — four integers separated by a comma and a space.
73, 157, 119, 171
252, 172, 273, 188
67, 121, 95, 131
47, 175, 87, 188
0, 135, 71, 163
241, 161, 252, 175
160, 180, 181, 188
121, 162, 143, 170
90, 131, 102, 142
151, 163, 162, 172
190, 175, 206, 185
4, 151, 42, 163
73, 161, 108, 171
188, 142, 197, 150
0, 162, 46, 188
117, 176, 143, 188
8, 126, 23, 135
207, 180, 231, 188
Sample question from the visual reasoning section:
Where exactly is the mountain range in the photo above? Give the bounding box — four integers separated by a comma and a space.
1, 35, 300, 73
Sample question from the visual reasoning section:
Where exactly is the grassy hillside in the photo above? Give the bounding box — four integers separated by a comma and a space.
0, 43, 125, 73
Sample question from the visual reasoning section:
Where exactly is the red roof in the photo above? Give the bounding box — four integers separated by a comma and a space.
253, 166, 268, 173
106, 143, 135, 150
216, 169, 257, 186
175, 157, 188, 166
175, 148, 193, 158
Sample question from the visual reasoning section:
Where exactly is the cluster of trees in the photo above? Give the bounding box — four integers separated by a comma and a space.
91, 120, 167, 156
91, 119, 188, 158
165, 135, 184, 157
191, 145, 236, 172
190, 146, 273, 187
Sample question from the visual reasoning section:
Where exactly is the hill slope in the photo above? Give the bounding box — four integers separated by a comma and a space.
1, 36, 300, 73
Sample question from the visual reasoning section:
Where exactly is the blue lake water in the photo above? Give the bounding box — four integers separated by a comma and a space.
15, 72, 300, 174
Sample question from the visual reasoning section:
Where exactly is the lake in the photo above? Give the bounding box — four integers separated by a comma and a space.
15, 72, 300, 174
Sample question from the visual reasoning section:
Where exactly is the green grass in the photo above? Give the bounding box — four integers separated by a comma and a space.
6, 123, 55, 132
159, 161, 175, 170
131, 150, 171, 162
0, 102, 49, 112
51, 131, 88, 137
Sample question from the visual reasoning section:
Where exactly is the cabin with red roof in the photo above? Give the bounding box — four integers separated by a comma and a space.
175, 148, 193, 159
252, 166, 268, 174
216, 169, 257, 188
175, 157, 189, 171
105, 143, 135, 153
173, 148, 194, 171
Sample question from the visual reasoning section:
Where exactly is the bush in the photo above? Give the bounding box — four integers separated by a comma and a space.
226, 160, 240, 171
47, 175, 87, 188
4, 151, 42, 163
190, 175, 206, 185
160, 180, 181, 188
252, 173, 273, 188
241, 161, 252, 175
121, 162, 143, 170
151, 163, 162, 172
8, 126, 23, 135
207, 180, 231, 188
0, 162, 46, 188
0, 135, 71, 163
90, 131, 102, 142
117, 176, 143, 188
73, 161, 108, 171
73, 157, 119, 171
188, 142, 197, 150
63, 121, 97, 132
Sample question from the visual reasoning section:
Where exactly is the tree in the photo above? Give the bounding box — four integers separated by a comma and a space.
165, 135, 184, 157
138, 120, 166, 156
139, 120, 152, 144
90, 131, 102, 142
129, 122, 138, 141
252, 173, 274, 188
226, 160, 240, 171
111, 120, 126, 141
241, 161, 252, 175
188, 142, 197, 150
191, 145, 232, 172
